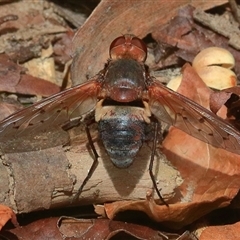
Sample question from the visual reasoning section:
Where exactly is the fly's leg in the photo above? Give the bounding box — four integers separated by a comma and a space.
72, 122, 99, 202
148, 122, 169, 207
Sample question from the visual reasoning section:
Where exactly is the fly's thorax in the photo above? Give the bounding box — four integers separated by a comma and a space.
95, 99, 151, 168
103, 58, 147, 102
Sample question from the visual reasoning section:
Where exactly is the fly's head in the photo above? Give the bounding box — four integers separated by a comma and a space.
103, 35, 148, 103
109, 34, 147, 62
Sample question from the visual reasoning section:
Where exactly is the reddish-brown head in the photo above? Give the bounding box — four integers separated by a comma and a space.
109, 34, 147, 62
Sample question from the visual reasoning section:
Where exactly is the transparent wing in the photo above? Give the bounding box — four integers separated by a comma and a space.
0, 80, 102, 153
148, 81, 240, 155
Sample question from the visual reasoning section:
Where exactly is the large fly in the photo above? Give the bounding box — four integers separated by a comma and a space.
1, 35, 240, 206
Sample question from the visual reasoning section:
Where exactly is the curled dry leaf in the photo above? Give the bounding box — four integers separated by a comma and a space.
59, 217, 165, 240
59, 217, 195, 240
166, 75, 183, 91
0, 204, 18, 231
192, 47, 237, 90
210, 87, 240, 130
105, 193, 230, 230
168, 47, 237, 91
192, 47, 235, 69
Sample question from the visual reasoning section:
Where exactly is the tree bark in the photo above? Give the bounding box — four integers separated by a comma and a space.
0, 127, 180, 213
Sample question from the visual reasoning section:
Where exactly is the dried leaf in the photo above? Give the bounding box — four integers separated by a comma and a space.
209, 91, 231, 115
192, 47, 237, 90
59, 217, 166, 240
193, 8, 240, 50
0, 54, 24, 92
199, 222, 240, 240
104, 196, 231, 229
1, 216, 187, 240
53, 30, 75, 65
0, 204, 18, 231
0, 54, 60, 96
210, 87, 240, 130
1, 217, 61, 239
162, 65, 240, 226
16, 74, 60, 97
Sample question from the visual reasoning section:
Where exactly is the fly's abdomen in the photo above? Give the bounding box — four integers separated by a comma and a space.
96, 102, 151, 168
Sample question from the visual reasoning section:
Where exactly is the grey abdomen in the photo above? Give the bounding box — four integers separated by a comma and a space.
98, 115, 146, 168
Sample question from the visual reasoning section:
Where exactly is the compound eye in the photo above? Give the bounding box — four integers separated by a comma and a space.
109, 36, 126, 52
130, 36, 147, 56
109, 35, 147, 62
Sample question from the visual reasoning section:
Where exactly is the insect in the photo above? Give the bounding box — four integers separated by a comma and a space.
1, 34, 240, 205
